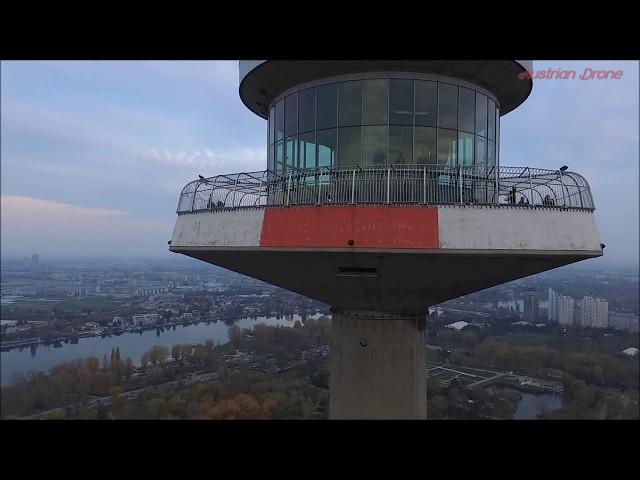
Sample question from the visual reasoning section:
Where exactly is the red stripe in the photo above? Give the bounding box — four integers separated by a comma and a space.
260, 206, 438, 249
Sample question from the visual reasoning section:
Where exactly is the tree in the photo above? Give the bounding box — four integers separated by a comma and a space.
228, 325, 242, 346
141, 352, 150, 368
427, 377, 442, 399
109, 386, 126, 410
115, 347, 121, 362
47, 409, 66, 420
125, 358, 134, 380
206, 394, 269, 419
428, 395, 448, 419
87, 356, 99, 374
149, 345, 170, 365
167, 397, 187, 418
171, 344, 182, 363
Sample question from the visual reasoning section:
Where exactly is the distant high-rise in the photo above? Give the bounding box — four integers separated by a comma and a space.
577, 296, 608, 329
548, 288, 557, 322
548, 288, 575, 326
31, 254, 39, 265
524, 292, 540, 323
558, 295, 575, 326
595, 298, 609, 329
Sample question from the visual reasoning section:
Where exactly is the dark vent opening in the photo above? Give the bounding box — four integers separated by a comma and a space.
337, 267, 378, 278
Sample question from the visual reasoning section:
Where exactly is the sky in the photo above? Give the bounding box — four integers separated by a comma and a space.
1, 60, 638, 268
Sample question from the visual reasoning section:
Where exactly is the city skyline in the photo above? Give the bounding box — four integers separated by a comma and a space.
1, 60, 639, 267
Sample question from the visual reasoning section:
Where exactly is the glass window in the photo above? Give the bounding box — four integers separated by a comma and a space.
458, 132, 474, 166
487, 99, 496, 141
268, 143, 274, 171
438, 83, 458, 130
299, 88, 316, 134
437, 128, 457, 165
317, 84, 337, 130
389, 79, 413, 125
298, 132, 316, 169
475, 93, 487, 137
414, 127, 436, 164
337, 126, 361, 166
317, 128, 336, 168
286, 137, 297, 168
268, 106, 275, 145
275, 141, 284, 172
285, 94, 298, 138
363, 126, 388, 166
459, 88, 475, 133
275, 100, 284, 142
487, 140, 496, 167
363, 79, 388, 125
389, 126, 412, 164
495, 105, 500, 167
475, 136, 486, 166
415, 81, 437, 127
338, 81, 362, 127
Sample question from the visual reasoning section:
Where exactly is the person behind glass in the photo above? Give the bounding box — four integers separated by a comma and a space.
543, 194, 555, 206
373, 149, 386, 165
507, 186, 517, 204
518, 196, 529, 205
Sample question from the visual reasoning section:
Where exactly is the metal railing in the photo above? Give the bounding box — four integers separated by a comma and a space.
176, 165, 595, 214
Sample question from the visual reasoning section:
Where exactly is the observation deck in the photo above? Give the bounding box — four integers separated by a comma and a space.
170, 165, 602, 315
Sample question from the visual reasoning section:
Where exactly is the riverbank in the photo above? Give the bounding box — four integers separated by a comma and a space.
1, 314, 326, 385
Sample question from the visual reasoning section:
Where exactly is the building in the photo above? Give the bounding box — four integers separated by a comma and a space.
594, 298, 609, 329
548, 288, 558, 323
445, 321, 470, 331
558, 295, 575, 326
619, 347, 639, 359
524, 292, 540, 323
577, 296, 608, 329
132, 314, 159, 327
548, 288, 575, 325
609, 312, 637, 332
168, 60, 603, 419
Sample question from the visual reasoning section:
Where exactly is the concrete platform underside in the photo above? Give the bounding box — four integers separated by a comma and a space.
170, 247, 600, 315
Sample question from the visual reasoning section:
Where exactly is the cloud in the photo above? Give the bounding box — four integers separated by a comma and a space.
1, 196, 173, 257
139, 145, 264, 172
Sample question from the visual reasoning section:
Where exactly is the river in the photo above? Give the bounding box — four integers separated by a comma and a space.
484, 384, 563, 419
512, 391, 563, 419
1, 314, 324, 386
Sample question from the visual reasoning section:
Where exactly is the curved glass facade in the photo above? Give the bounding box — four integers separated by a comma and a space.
267, 78, 500, 174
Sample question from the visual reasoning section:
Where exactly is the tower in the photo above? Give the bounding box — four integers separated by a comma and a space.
524, 292, 540, 323
169, 60, 603, 419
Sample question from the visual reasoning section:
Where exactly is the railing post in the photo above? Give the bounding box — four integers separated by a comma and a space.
558, 170, 566, 207
495, 166, 499, 205
286, 170, 292, 206
351, 168, 356, 204
317, 174, 322, 205
528, 168, 534, 206
190, 181, 199, 212
458, 165, 463, 204
423, 165, 427, 204
386, 166, 391, 204
231, 176, 239, 208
